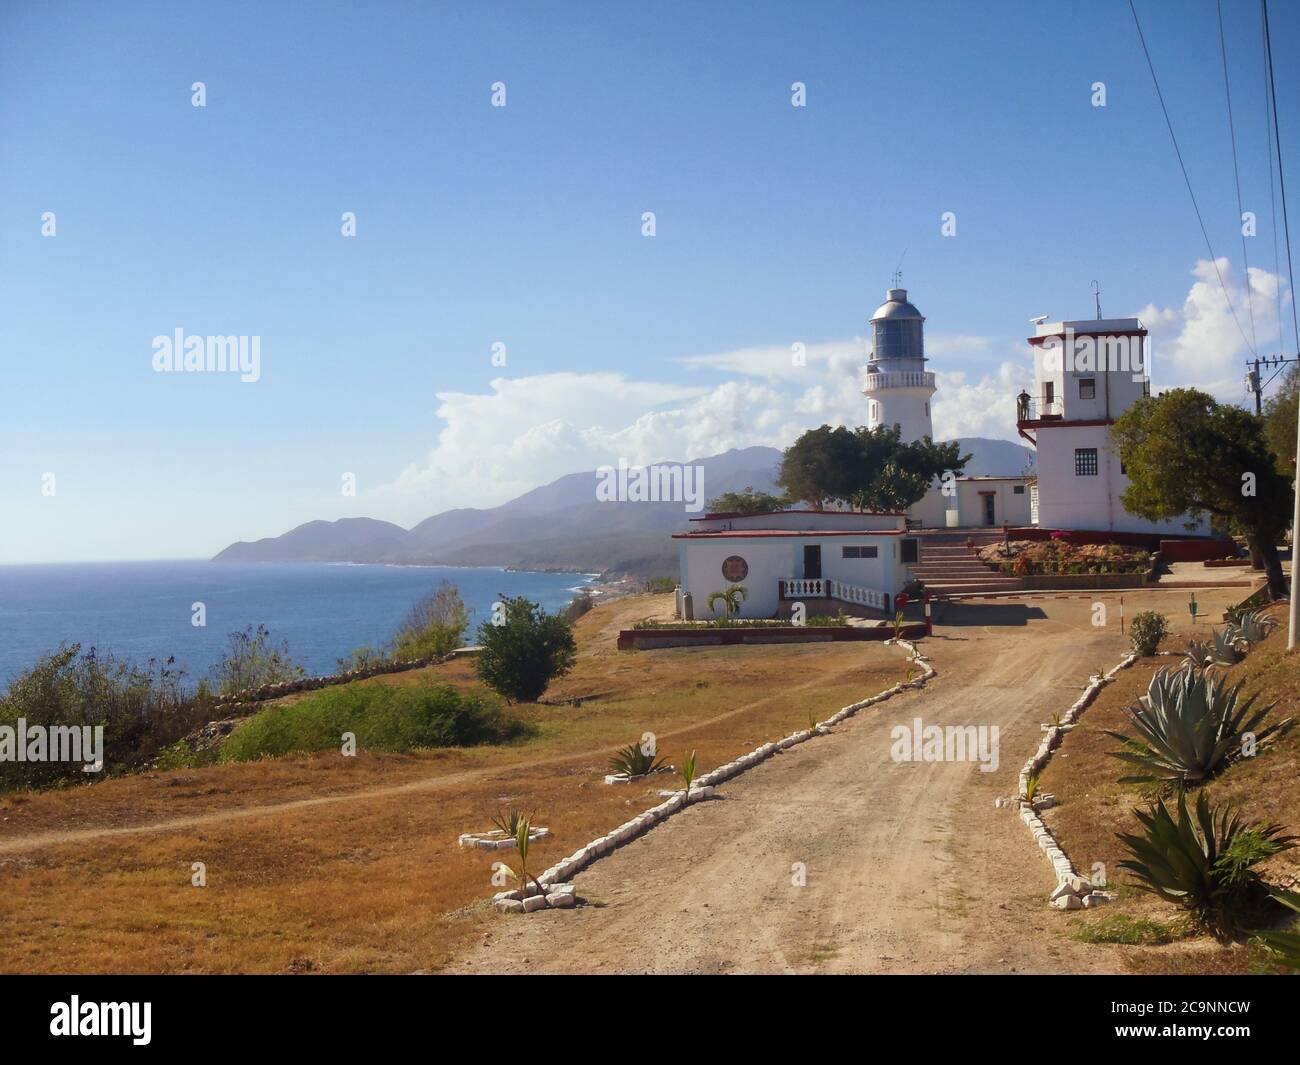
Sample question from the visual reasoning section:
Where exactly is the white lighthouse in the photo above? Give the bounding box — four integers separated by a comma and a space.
862, 287, 936, 443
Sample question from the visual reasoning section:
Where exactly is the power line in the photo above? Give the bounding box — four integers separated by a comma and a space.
1217, 0, 1257, 351
1262, 0, 1299, 360
1127, 0, 1257, 357
1262, 0, 1286, 352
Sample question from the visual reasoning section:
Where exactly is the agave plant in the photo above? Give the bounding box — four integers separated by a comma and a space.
1106, 667, 1290, 787
1023, 774, 1040, 802
608, 740, 669, 778
1231, 609, 1279, 648
1255, 890, 1300, 969
1117, 791, 1296, 937
1181, 628, 1242, 672
490, 806, 531, 840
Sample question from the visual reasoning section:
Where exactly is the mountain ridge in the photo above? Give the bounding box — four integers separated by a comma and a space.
213, 438, 1033, 577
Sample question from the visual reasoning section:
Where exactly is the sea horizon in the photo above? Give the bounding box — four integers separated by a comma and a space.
0, 559, 596, 691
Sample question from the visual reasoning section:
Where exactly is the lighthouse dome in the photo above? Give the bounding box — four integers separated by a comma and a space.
869, 288, 925, 361
870, 288, 924, 321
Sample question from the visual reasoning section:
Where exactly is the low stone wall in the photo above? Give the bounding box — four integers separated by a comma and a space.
211, 647, 480, 711
492, 638, 938, 913
1003, 653, 1138, 910
1014, 573, 1151, 590
616, 623, 929, 651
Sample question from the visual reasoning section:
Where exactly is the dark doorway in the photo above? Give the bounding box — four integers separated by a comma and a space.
982, 494, 996, 526
901, 538, 919, 564
803, 544, 822, 579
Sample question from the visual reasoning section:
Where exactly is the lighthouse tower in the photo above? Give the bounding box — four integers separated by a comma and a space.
863, 287, 936, 443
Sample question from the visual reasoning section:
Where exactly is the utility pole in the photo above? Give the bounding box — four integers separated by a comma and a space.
1291, 385, 1300, 650
1253, 359, 1262, 415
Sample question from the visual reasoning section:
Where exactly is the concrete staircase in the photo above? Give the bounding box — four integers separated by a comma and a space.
910, 531, 1024, 598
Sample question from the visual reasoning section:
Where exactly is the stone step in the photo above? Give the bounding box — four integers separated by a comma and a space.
926, 581, 1024, 594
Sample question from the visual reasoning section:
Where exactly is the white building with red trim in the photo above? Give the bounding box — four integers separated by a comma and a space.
1015, 317, 1207, 536
673, 510, 916, 620
672, 294, 1214, 620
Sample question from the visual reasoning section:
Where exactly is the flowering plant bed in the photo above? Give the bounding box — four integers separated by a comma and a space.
617, 623, 927, 651
979, 539, 1151, 576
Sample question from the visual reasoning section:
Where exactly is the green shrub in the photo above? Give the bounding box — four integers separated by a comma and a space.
393, 581, 469, 661
474, 596, 577, 703
0, 644, 206, 789
1128, 611, 1168, 656
211, 625, 305, 696
1106, 667, 1289, 787
1116, 791, 1296, 937
643, 577, 678, 594
565, 590, 597, 622
218, 682, 525, 762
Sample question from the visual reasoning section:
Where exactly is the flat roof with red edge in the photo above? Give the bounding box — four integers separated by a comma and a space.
673, 529, 909, 538
689, 508, 907, 521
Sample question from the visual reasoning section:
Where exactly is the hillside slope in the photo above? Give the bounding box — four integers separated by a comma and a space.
213, 438, 1033, 576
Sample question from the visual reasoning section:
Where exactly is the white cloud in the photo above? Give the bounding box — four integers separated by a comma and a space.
1134, 258, 1290, 396
932, 361, 1032, 439
361, 258, 1292, 526
377, 345, 1029, 521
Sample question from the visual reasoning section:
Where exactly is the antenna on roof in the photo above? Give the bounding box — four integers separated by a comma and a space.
891, 247, 907, 290
1092, 280, 1102, 320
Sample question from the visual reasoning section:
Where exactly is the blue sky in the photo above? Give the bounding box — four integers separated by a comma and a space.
1, 0, 1295, 562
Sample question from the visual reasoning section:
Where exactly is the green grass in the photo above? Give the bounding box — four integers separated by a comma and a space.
1072, 913, 1187, 945
218, 682, 529, 762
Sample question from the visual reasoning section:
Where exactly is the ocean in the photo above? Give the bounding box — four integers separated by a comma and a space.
0, 561, 596, 692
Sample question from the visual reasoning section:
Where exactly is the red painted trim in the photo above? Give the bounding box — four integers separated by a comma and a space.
1017, 418, 1115, 429
691, 508, 907, 521
1027, 330, 1147, 345
673, 529, 909, 539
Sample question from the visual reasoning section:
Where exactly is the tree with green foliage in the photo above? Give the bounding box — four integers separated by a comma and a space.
474, 595, 577, 703
211, 624, 305, 696
1262, 363, 1298, 477
1, 644, 201, 787
393, 580, 470, 660
1112, 389, 1294, 599
777, 423, 968, 511
704, 486, 789, 514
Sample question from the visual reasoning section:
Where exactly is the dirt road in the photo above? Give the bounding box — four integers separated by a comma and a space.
451, 592, 1240, 974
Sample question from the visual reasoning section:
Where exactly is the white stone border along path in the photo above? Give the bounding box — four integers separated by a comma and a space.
492, 638, 937, 914
998, 651, 1139, 911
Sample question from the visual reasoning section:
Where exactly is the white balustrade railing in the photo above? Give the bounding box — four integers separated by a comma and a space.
780, 578, 825, 599
779, 578, 885, 611
862, 371, 936, 392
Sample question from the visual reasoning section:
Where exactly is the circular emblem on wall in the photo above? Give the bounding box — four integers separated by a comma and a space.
721, 555, 748, 582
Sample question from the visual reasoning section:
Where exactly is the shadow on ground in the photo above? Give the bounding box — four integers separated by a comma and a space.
935, 602, 1049, 627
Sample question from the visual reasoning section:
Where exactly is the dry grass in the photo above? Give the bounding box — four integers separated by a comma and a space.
1041, 602, 1300, 974
0, 593, 903, 973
